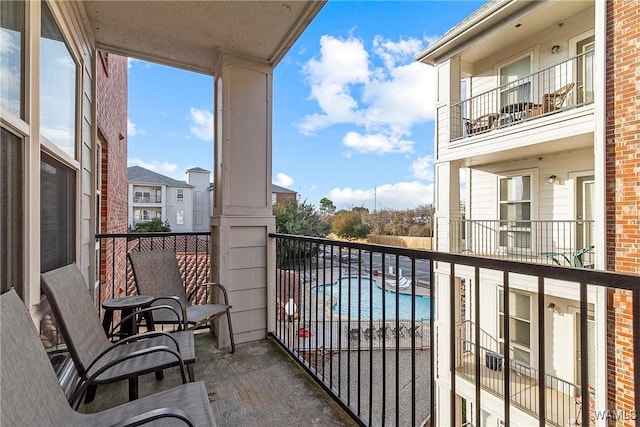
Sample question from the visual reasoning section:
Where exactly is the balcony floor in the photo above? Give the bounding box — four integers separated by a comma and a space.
80, 332, 358, 426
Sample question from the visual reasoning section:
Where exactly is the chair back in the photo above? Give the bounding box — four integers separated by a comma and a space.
546, 83, 575, 109
129, 250, 190, 324
41, 264, 111, 374
1, 289, 79, 425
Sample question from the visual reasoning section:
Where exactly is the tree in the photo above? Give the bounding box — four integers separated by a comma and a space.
274, 199, 330, 237
319, 197, 336, 217
129, 218, 171, 233
332, 210, 371, 240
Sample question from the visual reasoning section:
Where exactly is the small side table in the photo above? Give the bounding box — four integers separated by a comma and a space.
102, 295, 155, 338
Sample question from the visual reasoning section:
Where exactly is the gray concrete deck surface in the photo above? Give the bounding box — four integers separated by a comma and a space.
80, 332, 358, 427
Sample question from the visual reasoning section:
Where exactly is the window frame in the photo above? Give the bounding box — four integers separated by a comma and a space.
497, 169, 537, 254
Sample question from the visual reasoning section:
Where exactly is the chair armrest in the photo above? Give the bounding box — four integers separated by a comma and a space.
111, 407, 194, 427
110, 304, 184, 336
71, 344, 187, 408
99, 330, 183, 363
189, 282, 230, 306
149, 296, 189, 330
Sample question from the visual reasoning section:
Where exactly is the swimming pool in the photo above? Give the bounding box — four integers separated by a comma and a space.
317, 277, 430, 320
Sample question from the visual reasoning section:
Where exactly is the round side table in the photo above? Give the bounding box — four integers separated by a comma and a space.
102, 295, 154, 338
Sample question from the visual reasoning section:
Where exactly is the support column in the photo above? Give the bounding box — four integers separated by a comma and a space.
434, 160, 462, 254
210, 51, 276, 348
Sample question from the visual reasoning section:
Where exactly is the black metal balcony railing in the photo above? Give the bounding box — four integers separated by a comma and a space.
95, 232, 211, 309
93, 232, 639, 427
270, 233, 639, 427
451, 219, 595, 267
450, 51, 595, 141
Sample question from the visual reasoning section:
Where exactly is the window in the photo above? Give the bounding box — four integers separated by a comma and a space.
176, 210, 184, 225
40, 2, 77, 158
40, 153, 76, 273
1, 127, 24, 294
499, 56, 532, 108
498, 289, 531, 365
177, 189, 184, 203
576, 35, 595, 105
0, 0, 24, 118
499, 174, 532, 251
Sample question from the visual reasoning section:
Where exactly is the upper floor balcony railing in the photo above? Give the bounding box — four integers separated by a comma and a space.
450, 51, 594, 141
132, 195, 162, 203
451, 219, 595, 267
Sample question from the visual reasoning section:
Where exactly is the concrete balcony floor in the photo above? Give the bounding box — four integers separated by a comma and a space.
80, 332, 358, 427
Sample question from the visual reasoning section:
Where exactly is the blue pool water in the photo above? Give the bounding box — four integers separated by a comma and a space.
317, 277, 430, 320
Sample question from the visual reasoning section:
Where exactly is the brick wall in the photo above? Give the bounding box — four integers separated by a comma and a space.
97, 52, 129, 302
605, 1, 639, 423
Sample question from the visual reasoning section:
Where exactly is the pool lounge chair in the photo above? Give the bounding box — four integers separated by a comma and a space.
41, 264, 196, 404
0, 288, 216, 426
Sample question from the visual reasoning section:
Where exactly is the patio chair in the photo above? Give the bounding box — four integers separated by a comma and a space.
464, 113, 500, 135
0, 288, 216, 426
128, 250, 235, 353
525, 83, 575, 118
41, 264, 196, 405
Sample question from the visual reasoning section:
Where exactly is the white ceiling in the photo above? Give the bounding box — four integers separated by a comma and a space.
82, 0, 326, 74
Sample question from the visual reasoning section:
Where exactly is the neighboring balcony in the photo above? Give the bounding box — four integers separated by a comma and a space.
450, 219, 595, 268
449, 51, 594, 142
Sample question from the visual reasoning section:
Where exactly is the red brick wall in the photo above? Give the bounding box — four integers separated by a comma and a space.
605, 1, 639, 423
275, 192, 297, 205
97, 52, 129, 302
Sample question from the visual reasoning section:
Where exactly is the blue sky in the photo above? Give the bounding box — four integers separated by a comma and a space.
127, 1, 484, 211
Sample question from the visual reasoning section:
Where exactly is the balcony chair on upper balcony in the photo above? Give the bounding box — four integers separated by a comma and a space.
525, 83, 575, 119
0, 288, 216, 426
41, 264, 197, 405
128, 250, 235, 353
464, 113, 501, 135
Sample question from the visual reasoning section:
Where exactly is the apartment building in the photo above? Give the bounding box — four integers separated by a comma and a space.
128, 166, 298, 233
417, 0, 636, 425
127, 166, 212, 233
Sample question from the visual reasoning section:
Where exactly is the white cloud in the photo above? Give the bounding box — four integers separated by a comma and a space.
189, 108, 213, 141
410, 155, 434, 181
298, 34, 436, 151
0, 30, 19, 54
343, 131, 414, 154
128, 158, 178, 175
274, 172, 294, 187
328, 181, 433, 210
127, 118, 143, 136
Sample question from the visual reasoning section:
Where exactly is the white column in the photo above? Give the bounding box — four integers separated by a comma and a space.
434, 160, 462, 254
210, 51, 276, 347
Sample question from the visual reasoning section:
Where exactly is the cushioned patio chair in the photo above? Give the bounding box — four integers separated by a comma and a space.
41, 264, 196, 405
0, 288, 216, 426
128, 250, 235, 353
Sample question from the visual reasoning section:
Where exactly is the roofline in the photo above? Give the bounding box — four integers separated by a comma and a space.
415, 0, 528, 65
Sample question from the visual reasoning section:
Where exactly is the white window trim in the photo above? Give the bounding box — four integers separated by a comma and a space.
496, 168, 538, 254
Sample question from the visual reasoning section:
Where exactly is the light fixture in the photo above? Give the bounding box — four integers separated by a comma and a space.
547, 302, 563, 315
551, 45, 560, 54
548, 175, 558, 184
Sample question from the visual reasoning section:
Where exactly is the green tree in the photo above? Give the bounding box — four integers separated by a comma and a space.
319, 197, 336, 217
129, 218, 171, 233
274, 199, 330, 236
332, 210, 371, 240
